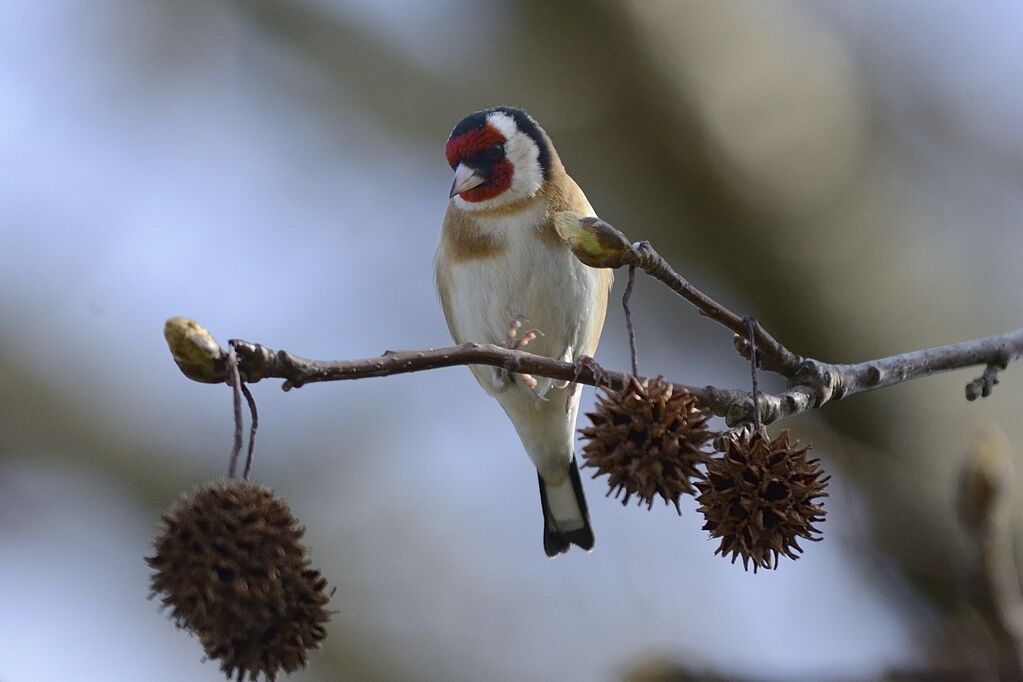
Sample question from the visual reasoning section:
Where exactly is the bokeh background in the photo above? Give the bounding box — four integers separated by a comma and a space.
3, 1, 1023, 680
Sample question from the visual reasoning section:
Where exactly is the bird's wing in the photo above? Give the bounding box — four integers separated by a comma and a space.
539, 172, 613, 360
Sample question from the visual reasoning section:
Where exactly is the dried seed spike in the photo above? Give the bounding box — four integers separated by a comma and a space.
580, 377, 716, 513
695, 428, 827, 572
147, 480, 332, 680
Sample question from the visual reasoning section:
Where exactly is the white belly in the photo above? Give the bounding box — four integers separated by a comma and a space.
444, 229, 601, 388
436, 199, 604, 477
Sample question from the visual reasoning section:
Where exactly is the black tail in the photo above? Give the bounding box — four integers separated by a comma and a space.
538, 456, 595, 557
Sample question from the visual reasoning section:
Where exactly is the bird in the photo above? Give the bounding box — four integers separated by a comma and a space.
435, 106, 613, 556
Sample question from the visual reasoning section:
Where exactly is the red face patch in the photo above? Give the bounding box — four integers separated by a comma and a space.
459, 159, 513, 202
445, 124, 514, 202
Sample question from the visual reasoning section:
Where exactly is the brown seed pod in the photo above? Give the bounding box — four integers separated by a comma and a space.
147, 480, 331, 681
695, 427, 828, 572
580, 376, 714, 513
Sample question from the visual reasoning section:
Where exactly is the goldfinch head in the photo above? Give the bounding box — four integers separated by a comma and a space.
445, 106, 552, 210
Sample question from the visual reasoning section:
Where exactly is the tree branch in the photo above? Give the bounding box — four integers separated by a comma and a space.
163, 209, 1020, 429
785, 328, 1022, 409
164, 318, 1023, 428
552, 213, 801, 375
227, 338, 755, 421
623, 239, 803, 376
552, 213, 1023, 409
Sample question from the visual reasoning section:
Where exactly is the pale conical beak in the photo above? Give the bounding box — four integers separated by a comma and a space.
449, 162, 486, 198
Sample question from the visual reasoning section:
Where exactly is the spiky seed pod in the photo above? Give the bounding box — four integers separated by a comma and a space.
696, 428, 828, 572
148, 480, 331, 681
580, 376, 715, 513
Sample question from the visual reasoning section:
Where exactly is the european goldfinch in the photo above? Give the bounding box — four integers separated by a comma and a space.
435, 106, 612, 556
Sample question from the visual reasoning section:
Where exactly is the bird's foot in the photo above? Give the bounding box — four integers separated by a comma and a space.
572, 354, 605, 388
564, 355, 604, 413
504, 314, 543, 351
496, 315, 544, 394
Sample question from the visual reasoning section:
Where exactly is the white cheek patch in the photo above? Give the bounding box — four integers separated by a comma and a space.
505, 132, 543, 199
453, 111, 545, 212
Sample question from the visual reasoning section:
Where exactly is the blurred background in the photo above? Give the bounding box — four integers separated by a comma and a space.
3, 1, 1023, 680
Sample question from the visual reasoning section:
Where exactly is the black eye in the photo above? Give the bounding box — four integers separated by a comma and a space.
486, 143, 505, 161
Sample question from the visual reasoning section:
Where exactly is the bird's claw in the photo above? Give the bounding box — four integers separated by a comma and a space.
504, 315, 543, 352
493, 366, 544, 397
564, 355, 603, 413
496, 315, 545, 395
491, 368, 512, 392
573, 354, 605, 388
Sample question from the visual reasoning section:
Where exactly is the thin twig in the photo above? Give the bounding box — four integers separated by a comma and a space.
167, 208, 1023, 433
966, 363, 1004, 401
165, 213, 1023, 429
167, 220, 1023, 432
226, 343, 243, 479
555, 217, 800, 376
744, 317, 761, 430
621, 239, 802, 377
240, 383, 258, 480
232, 339, 751, 418
623, 265, 639, 376
192, 325, 1023, 427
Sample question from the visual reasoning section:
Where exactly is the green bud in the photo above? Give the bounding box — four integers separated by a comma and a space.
553, 211, 632, 268
164, 316, 226, 383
